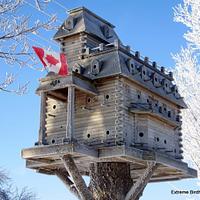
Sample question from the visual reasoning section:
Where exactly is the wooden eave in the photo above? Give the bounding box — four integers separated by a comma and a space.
128, 107, 181, 127
36, 73, 98, 96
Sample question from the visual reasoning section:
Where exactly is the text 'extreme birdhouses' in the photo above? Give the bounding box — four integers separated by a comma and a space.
22, 7, 197, 200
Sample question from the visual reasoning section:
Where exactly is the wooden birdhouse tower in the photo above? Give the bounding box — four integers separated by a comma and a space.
22, 7, 197, 200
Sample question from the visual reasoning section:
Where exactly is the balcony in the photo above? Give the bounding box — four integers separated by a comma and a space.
128, 103, 181, 127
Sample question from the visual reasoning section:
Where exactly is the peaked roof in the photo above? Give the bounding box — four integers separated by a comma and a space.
53, 7, 119, 43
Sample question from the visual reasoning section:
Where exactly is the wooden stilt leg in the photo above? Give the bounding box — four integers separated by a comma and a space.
125, 161, 158, 200
55, 169, 80, 199
61, 155, 93, 200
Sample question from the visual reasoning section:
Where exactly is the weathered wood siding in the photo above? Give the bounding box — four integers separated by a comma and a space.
83, 34, 102, 49
121, 78, 182, 157
45, 97, 67, 144
43, 75, 182, 158
61, 34, 84, 63
45, 78, 124, 146
147, 116, 176, 156
61, 33, 103, 64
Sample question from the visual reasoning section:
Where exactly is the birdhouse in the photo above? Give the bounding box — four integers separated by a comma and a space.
22, 7, 196, 197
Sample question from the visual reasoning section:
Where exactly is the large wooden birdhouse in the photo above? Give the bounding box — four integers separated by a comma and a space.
22, 7, 197, 200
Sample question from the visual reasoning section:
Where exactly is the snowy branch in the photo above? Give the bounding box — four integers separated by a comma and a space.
174, 0, 200, 49
0, 0, 57, 94
173, 0, 200, 176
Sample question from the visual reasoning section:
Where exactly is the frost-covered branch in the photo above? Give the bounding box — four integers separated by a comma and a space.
0, 73, 30, 95
0, 0, 22, 15
173, 0, 200, 175
174, 0, 200, 49
0, 0, 57, 94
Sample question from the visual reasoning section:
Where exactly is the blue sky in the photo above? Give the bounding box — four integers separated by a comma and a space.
1, 0, 199, 200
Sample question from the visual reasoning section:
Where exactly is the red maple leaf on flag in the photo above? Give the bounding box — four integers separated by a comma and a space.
33, 46, 68, 75
45, 54, 59, 66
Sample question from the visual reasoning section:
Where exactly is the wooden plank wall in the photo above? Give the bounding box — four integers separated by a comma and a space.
148, 116, 177, 156
44, 76, 182, 158
61, 34, 84, 63
45, 78, 124, 147
121, 77, 181, 157
45, 98, 67, 144
61, 33, 103, 64
84, 34, 102, 49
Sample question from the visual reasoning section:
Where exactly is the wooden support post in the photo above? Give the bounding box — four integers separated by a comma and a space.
66, 86, 75, 141
61, 155, 93, 200
55, 169, 80, 199
125, 161, 158, 200
39, 92, 47, 145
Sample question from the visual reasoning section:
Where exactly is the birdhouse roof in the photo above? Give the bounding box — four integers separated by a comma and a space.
53, 7, 119, 43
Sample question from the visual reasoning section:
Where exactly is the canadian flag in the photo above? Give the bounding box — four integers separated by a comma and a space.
32, 46, 68, 76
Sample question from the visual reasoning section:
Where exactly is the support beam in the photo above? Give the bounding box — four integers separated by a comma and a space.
66, 86, 75, 141
125, 161, 158, 200
22, 142, 98, 159
47, 91, 67, 102
55, 169, 80, 199
61, 155, 93, 200
39, 92, 47, 145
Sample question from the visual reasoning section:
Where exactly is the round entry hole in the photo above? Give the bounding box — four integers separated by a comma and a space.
53, 105, 56, 109
52, 139, 55, 144
93, 64, 97, 69
139, 132, 144, 137
105, 95, 110, 99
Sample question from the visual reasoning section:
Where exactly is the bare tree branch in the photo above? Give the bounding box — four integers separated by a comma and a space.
0, 170, 36, 200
